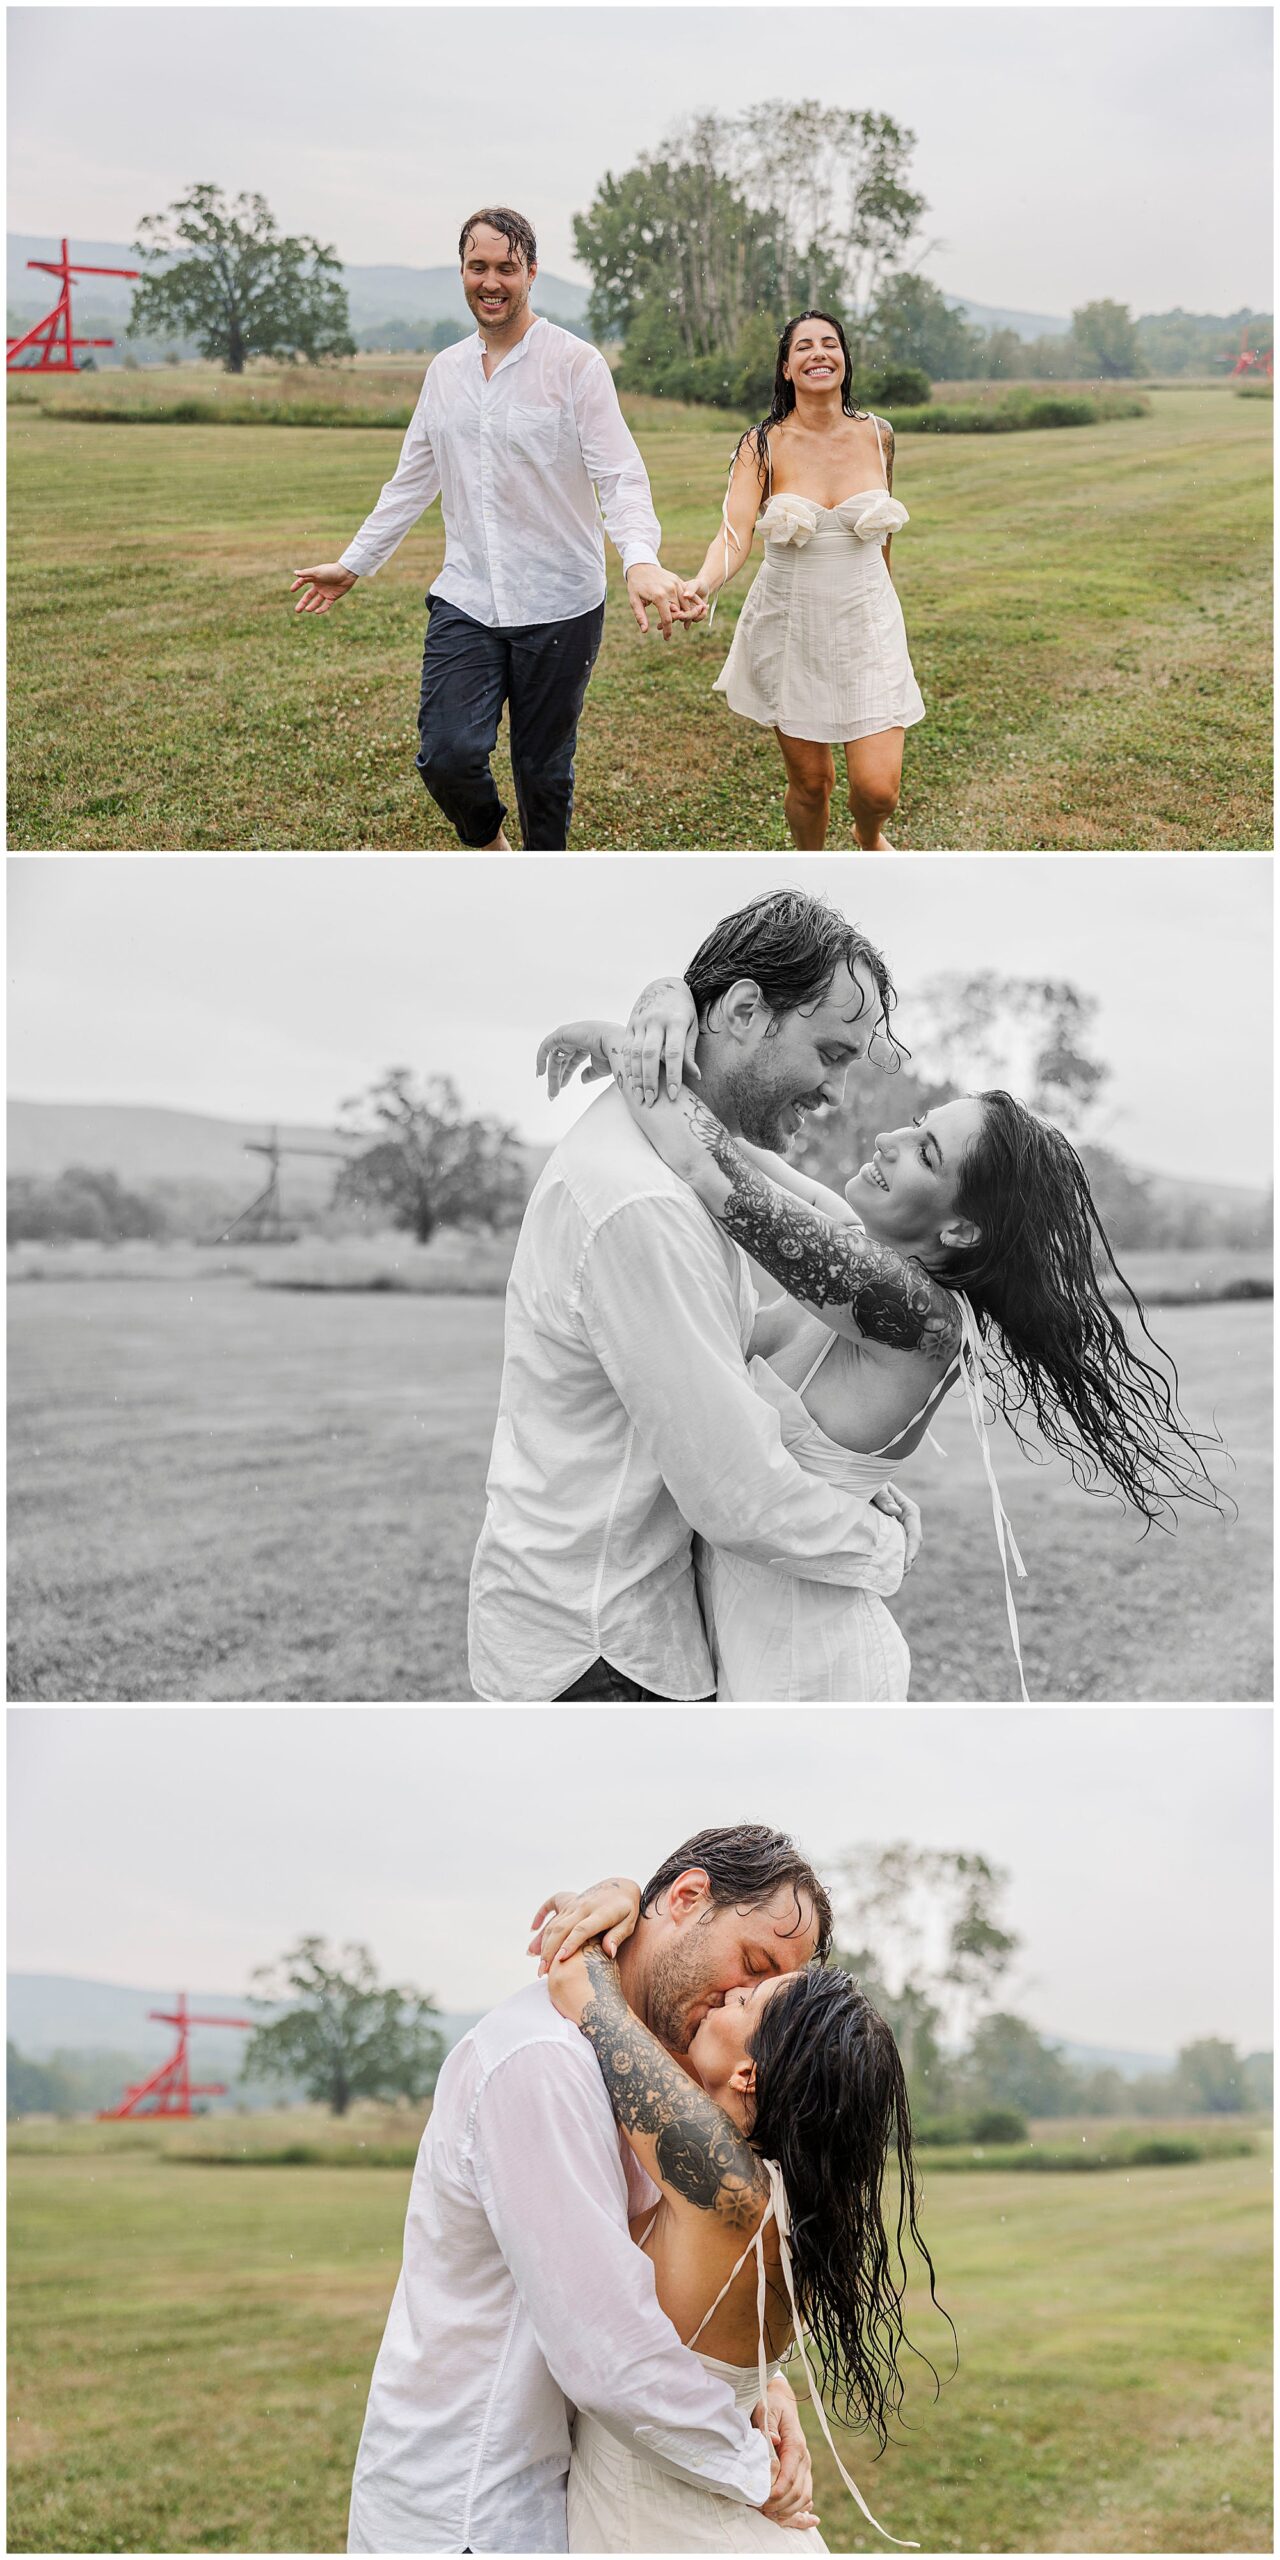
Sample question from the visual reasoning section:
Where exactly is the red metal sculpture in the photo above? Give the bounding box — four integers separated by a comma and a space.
7, 236, 140, 374
97, 1991, 254, 2119
1228, 326, 1273, 381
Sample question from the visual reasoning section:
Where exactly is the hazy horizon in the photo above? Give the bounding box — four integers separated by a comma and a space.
7, 1708, 1272, 2051
8, 857, 1273, 1189
7, 9, 1272, 314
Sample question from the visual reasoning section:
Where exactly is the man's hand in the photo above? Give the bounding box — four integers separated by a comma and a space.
754, 2374, 819, 2532
291, 563, 358, 615
625, 562, 706, 640
872, 1482, 923, 1574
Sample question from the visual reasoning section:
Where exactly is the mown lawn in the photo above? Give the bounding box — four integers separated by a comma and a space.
6, 381, 1271, 850
6, 1278, 1270, 1701
6, 2132, 1271, 2552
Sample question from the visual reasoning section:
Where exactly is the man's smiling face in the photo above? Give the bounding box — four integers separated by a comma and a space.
724, 958, 884, 1151
460, 223, 535, 334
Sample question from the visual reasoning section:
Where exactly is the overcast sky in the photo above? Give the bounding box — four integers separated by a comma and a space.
8, 854, 1273, 1186
7, 1706, 1272, 2052
7, 7, 1272, 314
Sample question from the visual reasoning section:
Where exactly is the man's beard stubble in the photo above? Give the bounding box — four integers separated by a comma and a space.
717, 1054, 817, 1153
644, 1931, 724, 2054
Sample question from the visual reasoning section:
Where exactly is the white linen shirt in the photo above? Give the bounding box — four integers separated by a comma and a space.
467, 1085, 906, 1702
338, 317, 661, 627
346, 1980, 771, 2555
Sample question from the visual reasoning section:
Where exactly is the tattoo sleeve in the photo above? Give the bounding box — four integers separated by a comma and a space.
689, 1103, 961, 1363
576, 1948, 767, 2230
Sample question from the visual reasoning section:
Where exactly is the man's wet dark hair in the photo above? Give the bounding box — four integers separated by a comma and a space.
458, 206, 537, 269
640, 1823, 833, 1961
684, 888, 903, 1068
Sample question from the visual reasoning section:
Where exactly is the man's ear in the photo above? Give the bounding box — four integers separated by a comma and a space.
665, 1866, 713, 1923
716, 978, 768, 1044
938, 1215, 981, 1252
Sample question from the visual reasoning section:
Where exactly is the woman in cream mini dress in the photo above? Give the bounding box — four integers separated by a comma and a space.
690, 310, 925, 851
531, 1892, 944, 2553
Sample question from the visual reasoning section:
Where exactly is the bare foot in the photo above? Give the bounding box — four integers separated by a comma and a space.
482, 829, 512, 851
857, 834, 895, 851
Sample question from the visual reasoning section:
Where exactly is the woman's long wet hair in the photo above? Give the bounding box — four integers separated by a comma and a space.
734, 308, 867, 486
746, 1965, 952, 2448
933, 1091, 1225, 1526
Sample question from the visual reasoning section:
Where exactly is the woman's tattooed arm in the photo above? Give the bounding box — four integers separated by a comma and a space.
684, 1101, 961, 1363
574, 1947, 768, 2230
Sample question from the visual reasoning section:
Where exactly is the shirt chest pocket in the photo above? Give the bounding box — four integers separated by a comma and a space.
505, 400, 562, 466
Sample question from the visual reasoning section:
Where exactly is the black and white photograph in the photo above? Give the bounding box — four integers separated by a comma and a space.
7, 853, 1271, 1704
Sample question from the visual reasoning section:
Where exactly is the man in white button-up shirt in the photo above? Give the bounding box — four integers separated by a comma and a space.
469, 888, 918, 1702
347, 1824, 826, 2553
292, 206, 695, 850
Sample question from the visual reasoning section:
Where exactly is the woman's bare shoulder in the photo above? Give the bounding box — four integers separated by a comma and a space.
806, 1328, 958, 1455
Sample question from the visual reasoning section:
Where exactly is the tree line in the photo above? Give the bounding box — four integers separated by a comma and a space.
9, 984, 1269, 1259
572, 103, 1273, 406
109, 157, 1270, 391
10, 1859, 1271, 2128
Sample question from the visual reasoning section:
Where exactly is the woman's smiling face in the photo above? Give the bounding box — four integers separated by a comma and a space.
845, 1095, 987, 1256
783, 318, 848, 394
686, 1973, 796, 2122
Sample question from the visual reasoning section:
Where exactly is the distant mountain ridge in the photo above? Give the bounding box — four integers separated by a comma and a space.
8, 1973, 1182, 2081
8, 1098, 550, 1215
7, 1971, 483, 2062
7, 235, 589, 334
944, 296, 1068, 340
7, 1095, 1266, 1216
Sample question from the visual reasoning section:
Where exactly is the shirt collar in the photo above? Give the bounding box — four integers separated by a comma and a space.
475, 313, 543, 377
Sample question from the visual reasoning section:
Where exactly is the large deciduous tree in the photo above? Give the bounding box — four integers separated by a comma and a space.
244, 1938, 445, 2116
1070, 298, 1142, 379
905, 972, 1111, 1140
129, 184, 354, 372
831, 1841, 1020, 2061
865, 272, 984, 381
335, 1069, 526, 1246
575, 100, 924, 392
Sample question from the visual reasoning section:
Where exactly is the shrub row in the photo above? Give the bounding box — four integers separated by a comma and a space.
915, 2108, 1029, 2147
885, 391, 1150, 434
922, 2131, 1254, 2173
22, 396, 417, 430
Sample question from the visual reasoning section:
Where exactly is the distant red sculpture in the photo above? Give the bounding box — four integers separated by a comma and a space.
7, 235, 140, 374
1228, 327, 1273, 381
97, 1991, 254, 2119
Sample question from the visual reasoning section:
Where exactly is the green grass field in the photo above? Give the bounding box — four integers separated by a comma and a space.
7, 377, 1271, 849
6, 1276, 1270, 1701
6, 2117, 1271, 2552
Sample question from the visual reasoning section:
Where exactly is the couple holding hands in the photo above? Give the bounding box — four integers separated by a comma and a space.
291, 205, 924, 850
